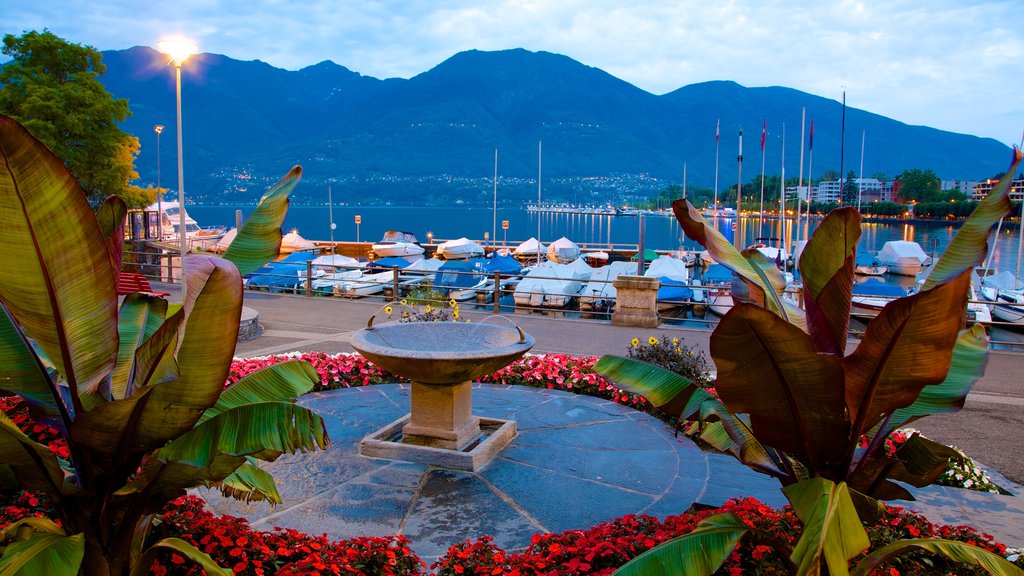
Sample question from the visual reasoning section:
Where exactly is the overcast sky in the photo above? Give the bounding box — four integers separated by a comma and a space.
3, 0, 1022, 146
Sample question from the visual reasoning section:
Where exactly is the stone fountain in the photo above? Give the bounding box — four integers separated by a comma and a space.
350, 320, 534, 471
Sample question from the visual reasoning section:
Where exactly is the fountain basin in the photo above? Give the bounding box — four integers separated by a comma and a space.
350, 321, 534, 466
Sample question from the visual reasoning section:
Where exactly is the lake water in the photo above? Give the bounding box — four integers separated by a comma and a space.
187, 204, 1023, 272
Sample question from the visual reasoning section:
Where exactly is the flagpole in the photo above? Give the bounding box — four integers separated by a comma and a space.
857, 129, 865, 212
797, 107, 806, 252
780, 123, 787, 254
806, 118, 815, 245
736, 128, 743, 249
714, 117, 720, 227
839, 90, 847, 203
683, 160, 687, 199
759, 117, 766, 239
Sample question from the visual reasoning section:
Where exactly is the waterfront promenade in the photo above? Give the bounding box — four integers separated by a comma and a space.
159, 283, 1024, 547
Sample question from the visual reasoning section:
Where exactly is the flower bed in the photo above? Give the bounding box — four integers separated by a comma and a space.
3, 347, 1021, 574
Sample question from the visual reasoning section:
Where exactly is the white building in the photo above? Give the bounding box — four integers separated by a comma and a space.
971, 178, 1024, 201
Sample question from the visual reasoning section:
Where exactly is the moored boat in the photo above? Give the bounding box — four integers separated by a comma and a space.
437, 237, 485, 260
372, 230, 425, 258
877, 241, 931, 276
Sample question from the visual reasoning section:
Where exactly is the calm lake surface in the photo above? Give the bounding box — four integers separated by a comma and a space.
188, 204, 1023, 271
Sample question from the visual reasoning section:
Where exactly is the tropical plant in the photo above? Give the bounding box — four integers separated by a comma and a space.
597, 147, 1024, 575
0, 114, 329, 575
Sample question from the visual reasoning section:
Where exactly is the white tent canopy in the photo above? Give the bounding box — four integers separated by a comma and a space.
878, 241, 929, 265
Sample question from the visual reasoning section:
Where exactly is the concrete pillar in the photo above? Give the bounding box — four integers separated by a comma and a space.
611, 275, 661, 328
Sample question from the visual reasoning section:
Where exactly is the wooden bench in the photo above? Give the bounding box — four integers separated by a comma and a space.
116, 272, 170, 297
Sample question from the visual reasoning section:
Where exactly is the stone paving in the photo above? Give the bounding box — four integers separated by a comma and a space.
146, 285, 1024, 554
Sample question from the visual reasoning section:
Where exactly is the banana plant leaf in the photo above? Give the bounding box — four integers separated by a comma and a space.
0, 411, 66, 493
128, 538, 230, 576
784, 478, 869, 576
197, 359, 320, 425
798, 207, 861, 356
0, 114, 118, 412
132, 256, 242, 449
870, 325, 988, 442
612, 513, 750, 576
923, 147, 1022, 291
0, 532, 84, 576
849, 538, 1024, 576
111, 295, 169, 400
94, 194, 127, 282
0, 304, 62, 425
848, 433, 958, 504
223, 166, 302, 276
843, 271, 972, 440
672, 199, 789, 320
212, 460, 282, 504
711, 304, 849, 479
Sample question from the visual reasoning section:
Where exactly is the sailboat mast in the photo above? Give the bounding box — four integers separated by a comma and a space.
493, 148, 498, 249
683, 160, 687, 199
759, 117, 766, 239
328, 184, 335, 247
839, 90, 847, 204
781, 123, 787, 253
537, 140, 542, 263
736, 128, 744, 249
714, 117, 720, 227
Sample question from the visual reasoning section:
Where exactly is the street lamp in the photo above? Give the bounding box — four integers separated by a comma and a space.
158, 37, 197, 290
154, 124, 164, 239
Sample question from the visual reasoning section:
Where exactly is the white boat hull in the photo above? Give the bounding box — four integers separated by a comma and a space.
373, 242, 424, 257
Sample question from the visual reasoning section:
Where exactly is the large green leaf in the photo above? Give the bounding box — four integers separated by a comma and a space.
672, 199, 788, 319
798, 207, 861, 355
0, 411, 65, 493
198, 359, 319, 425
784, 478, 870, 576
132, 256, 242, 448
212, 460, 282, 504
0, 114, 118, 412
923, 146, 1022, 291
0, 532, 83, 576
850, 538, 1024, 576
593, 355, 713, 418
111, 294, 168, 400
94, 194, 127, 282
223, 166, 302, 276
879, 325, 988, 438
613, 513, 750, 576
0, 304, 62, 424
158, 402, 328, 468
129, 538, 231, 576
711, 304, 849, 478
843, 271, 971, 440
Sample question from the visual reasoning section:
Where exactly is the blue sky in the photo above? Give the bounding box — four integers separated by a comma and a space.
3, 0, 1022, 146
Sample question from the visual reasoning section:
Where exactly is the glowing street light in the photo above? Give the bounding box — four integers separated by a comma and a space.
157, 37, 197, 291
154, 124, 164, 238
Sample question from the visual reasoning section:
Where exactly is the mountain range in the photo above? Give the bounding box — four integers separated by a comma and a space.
98, 46, 1012, 205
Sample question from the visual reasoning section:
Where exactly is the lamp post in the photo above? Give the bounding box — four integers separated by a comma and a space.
154, 124, 164, 239
158, 38, 197, 290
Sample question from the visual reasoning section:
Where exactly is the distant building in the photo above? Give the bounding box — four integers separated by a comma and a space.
941, 180, 977, 195
971, 177, 1024, 201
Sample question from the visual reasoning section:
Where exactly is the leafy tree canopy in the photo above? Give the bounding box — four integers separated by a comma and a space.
896, 167, 941, 203
0, 29, 152, 206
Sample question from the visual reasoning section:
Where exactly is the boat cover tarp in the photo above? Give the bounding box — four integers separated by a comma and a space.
368, 256, 412, 270
514, 237, 546, 255
645, 256, 689, 280
278, 251, 318, 263
246, 262, 306, 292
855, 252, 882, 266
981, 271, 1024, 291
853, 278, 907, 297
656, 277, 694, 303
703, 263, 733, 284
404, 257, 444, 273
878, 241, 929, 264
311, 254, 364, 268
281, 231, 316, 252
438, 237, 484, 259
631, 248, 659, 261
583, 261, 637, 299
434, 260, 483, 289
566, 257, 593, 279
514, 262, 586, 300
483, 254, 522, 274
547, 237, 581, 263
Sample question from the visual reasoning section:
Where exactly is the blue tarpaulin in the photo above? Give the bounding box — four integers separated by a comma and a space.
434, 261, 483, 289
483, 254, 522, 274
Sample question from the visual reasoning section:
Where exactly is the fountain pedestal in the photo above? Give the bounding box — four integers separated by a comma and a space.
349, 321, 534, 471
403, 380, 480, 450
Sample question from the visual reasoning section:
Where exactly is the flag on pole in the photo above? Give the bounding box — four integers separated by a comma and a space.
715, 117, 720, 142
809, 118, 815, 151
761, 117, 766, 151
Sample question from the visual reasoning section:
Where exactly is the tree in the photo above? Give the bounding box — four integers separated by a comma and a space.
896, 168, 941, 203
842, 170, 858, 204
0, 30, 151, 207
